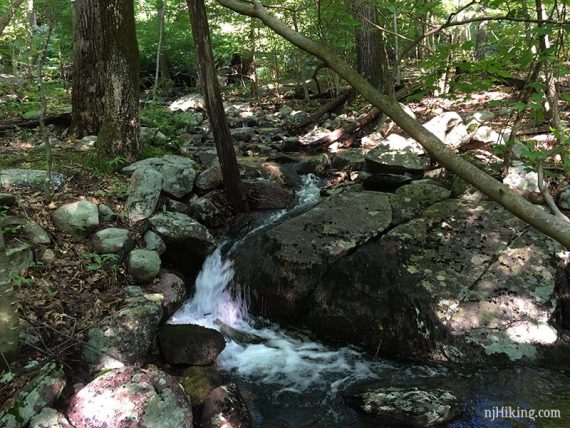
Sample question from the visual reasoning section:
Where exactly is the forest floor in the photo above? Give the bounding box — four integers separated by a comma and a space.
1, 76, 569, 406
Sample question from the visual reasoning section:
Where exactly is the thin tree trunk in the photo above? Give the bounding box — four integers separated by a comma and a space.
36, 25, 53, 196
152, 0, 166, 102
249, 17, 258, 98
0, 0, 26, 36
187, 0, 249, 213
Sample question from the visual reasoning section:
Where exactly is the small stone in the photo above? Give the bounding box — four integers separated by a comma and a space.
52, 200, 99, 241
144, 231, 166, 255
98, 204, 116, 222
73, 135, 97, 152
40, 249, 56, 265
128, 249, 161, 283
92, 228, 130, 253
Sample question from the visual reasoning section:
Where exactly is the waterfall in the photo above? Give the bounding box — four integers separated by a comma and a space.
169, 174, 380, 393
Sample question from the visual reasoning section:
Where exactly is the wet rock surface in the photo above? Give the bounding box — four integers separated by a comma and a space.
346, 386, 461, 427
159, 324, 226, 366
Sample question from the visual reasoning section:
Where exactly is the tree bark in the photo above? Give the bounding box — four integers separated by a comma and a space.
350, 0, 391, 94
217, 0, 570, 249
187, 0, 249, 213
0, 0, 26, 36
152, 0, 166, 102
96, 0, 141, 162
71, 0, 105, 137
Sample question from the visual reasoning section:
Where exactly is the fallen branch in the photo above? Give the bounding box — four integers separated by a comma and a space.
294, 89, 354, 129
537, 156, 570, 222
0, 113, 71, 133
298, 107, 381, 152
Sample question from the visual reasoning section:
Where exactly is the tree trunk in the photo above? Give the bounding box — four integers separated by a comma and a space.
96, 0, 141, 162
0, 0, 26, 36
0, 231, 19, 369
217, 0, 570, 250
71, 0, 105, 137
187, 0, 249, 213
350, 0, 391, 94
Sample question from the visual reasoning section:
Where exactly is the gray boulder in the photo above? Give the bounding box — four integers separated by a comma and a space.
503, 161, 539, 198
0, 362, 66, 428
0, 169, 64, 191
29, 408, 73, 428
73, 135, 97, 152
365, 146, 429, 176
158, 324, 226, 366
128, 249, 161, 283
92, 228, 130, 253
559, 187, 570, 210
144, 230, 166, 255
124, 155, 198, 198
150, 212, 216, 275
6, 242, 34, 275
195, 160, 223, 192
423, 112, 469, 148
346, 386, 461, 427
66, 367, 193, 428
332, 148, 366, 171
169, 93, 206, 112
188, 197, 223, 228
53, 200, 99, 241
98, 204, 116, 221
126, 167, 163, 222
83, 286, 163, 369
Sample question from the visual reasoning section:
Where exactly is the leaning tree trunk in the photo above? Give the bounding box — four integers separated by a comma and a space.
187, 0, 249, 213
71, 0, 104, 137
0, 231, 19, 369
0, 0, 26, 36
96, 0, 141, 162
217, 0, 570, 250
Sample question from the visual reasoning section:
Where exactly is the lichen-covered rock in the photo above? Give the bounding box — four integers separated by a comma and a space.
73, 135, 97, 152
125, 167, 162, 222
148, 270, 186, 319
332, 148, 366, 171
389, 182, 451, 225
365, 146, 428, 175
53, 200, 99, 241
66, 367, 193, 428
0, 216, 50, 245
503, 161, 539, 198
7, 242, 34, 275
97, 204, 116, 222
558, 187, 570, 210
346, 386, 461, 427
29, 408, 73, 428
83, 286, 163, 369
0, 169, 64, 191
181, 365, 221, 409
195, 160, 223, 192
128, 249, 161, 283
201, 383, 252, 428
234, 191, 393, 323
124, 155, 198, 198
159, 324, 225, 366
0, 362, 66, 428
150, 211, 215, 275
144, 230, 166, 255
188, 197, 223, 228
92, 228, 130, 253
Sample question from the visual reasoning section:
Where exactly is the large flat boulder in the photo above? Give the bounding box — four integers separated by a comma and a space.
234, 192, 568, 365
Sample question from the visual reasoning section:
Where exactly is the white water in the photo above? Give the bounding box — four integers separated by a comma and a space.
170, 174, 381, 393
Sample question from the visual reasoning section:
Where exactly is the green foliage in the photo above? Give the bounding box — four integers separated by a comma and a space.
9, 272, 35, 287
80, 253, 120, 272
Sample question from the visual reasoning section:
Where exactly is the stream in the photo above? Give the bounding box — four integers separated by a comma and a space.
170, 176, 570, 427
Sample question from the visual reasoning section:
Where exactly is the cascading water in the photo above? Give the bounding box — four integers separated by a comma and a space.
170, 174, 570, 427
